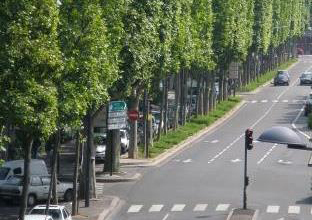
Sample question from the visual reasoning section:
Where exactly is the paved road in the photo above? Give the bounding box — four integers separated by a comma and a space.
104, 56, 312, 220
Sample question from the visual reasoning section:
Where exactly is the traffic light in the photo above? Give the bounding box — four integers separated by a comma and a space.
245, 128, 253, 150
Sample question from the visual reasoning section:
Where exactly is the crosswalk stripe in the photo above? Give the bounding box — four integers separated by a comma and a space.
288, 206, 300, 214
128, 205, 143, 213
149, 205, 163, 212
282, 100, 288, 103
193, 204, 208, 211
266, 205, 279, 213
251, 100, 257, 103
171, 204, 185, 212
261, 100, 268, 103
216, 204, 229, 211
272, 100, 278, 103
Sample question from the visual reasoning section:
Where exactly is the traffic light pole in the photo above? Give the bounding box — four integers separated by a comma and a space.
243, 128, 253, 210
243, 140, 248, 209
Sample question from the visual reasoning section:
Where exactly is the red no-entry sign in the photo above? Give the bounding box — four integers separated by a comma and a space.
128, 110, 139, 121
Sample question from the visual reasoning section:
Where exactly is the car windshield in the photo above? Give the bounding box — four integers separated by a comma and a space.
0, 167, 10, 180
6, 176, 23, 185
30, 209, 62, 220
120, 131, 126, 138
94, 136, 106, 145
302, 73, 312, 78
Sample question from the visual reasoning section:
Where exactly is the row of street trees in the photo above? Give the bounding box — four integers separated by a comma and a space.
0, 0, 311, 219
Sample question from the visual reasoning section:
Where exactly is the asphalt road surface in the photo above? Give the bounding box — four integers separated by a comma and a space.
104, 56, 312, 220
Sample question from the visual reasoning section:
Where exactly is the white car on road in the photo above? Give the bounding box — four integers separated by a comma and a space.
29, 205, 72, 220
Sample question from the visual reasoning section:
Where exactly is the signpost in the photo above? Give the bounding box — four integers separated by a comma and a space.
107, 101, 127, 130
106, 101, 127, 176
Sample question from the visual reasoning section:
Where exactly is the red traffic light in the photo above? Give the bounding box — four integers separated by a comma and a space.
245, 128, 253, 150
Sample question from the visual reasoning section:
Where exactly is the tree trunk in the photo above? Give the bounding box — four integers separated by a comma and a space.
173, 74, 180, 130
72, 132, 81, 216
157, 79, 165, 141
164, 77, 169, 134
104, 130, 121, 173
19, 135, 33, 220
85, 109, 95, 207
52, 130, 60, 204
204, 73, 210, 115
128, 92, 139, 159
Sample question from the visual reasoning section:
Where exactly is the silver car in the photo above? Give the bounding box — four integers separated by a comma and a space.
0, 175, 73, 206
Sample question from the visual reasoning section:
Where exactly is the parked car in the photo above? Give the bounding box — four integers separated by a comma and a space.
0, 159, 49, 186
300, 72, 312, 85
274, 70, 290, 86
29, 205, 72, 220
0, 175, 73, 206
95, 134, 107, 162
304, 92, 312, 116
24, 215, 53, 220
120, 129, 129, 154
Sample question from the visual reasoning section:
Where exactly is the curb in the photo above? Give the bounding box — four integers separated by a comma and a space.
126, 99, 247, 168
97, 196, 120, 220
226, 208, 259, 220
96, 173, 142, 183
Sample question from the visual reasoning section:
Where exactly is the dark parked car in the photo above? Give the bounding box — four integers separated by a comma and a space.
274, 70, 290, 86
304, 93, 312, 116
300, 72, 312, 85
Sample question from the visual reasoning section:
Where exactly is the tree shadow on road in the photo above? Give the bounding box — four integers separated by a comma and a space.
296, 196, 312, 204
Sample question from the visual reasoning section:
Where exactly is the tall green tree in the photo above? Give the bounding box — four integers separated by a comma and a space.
0, 1, 61, 219
59, 0, 118, 205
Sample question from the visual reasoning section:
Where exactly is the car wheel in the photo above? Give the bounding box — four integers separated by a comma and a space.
64, 189, 74, 202
27, 194, 36, 207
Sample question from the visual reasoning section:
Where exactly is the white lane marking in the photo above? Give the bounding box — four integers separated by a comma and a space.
292, 105, 311, 139
282, 100, 288, 103
193, 204, 208, 211
208, 134, 244, 163
162, 213, 169, 220
211, 140, 219, 143
288, 206, 300, 214
128, 205, 143, 213
272, 100, 278, 103
171, 204, 185, 212
149, 204, 163, 212
183, 159, 192, 163
207, 69, 306, 165
251, 100, 258, 103
261, 100, 268, 103
266, 205, 280, 213
257, 144, 277, 165
231, 158, 242, 163
278, 159, 293, 165
216, 204, 230, 211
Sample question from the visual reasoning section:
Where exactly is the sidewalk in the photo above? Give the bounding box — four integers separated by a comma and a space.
72, 196, 119, 220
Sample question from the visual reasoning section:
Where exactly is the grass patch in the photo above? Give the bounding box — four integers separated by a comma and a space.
140, 96, 241, 158
240, 58, 297, 92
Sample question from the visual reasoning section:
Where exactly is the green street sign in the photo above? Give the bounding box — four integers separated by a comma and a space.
109, 101, 127, 112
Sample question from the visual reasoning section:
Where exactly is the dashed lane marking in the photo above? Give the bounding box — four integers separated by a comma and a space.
216, 204, 230, 211
171, 204, 185, 212
193, 204, 208, 212
288, 206, 300, 214
266, 205, 280, 213
149, 205, 164, 212
128, 205, 143, 213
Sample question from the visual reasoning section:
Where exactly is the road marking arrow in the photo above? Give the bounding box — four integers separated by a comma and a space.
231, 159, 242, 163
278, 159, 292, 165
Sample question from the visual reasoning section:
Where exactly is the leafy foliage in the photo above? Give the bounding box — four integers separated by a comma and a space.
0, 0, 61, 138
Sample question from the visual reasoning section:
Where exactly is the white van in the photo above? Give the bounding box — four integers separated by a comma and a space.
0, 159, 49, 185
